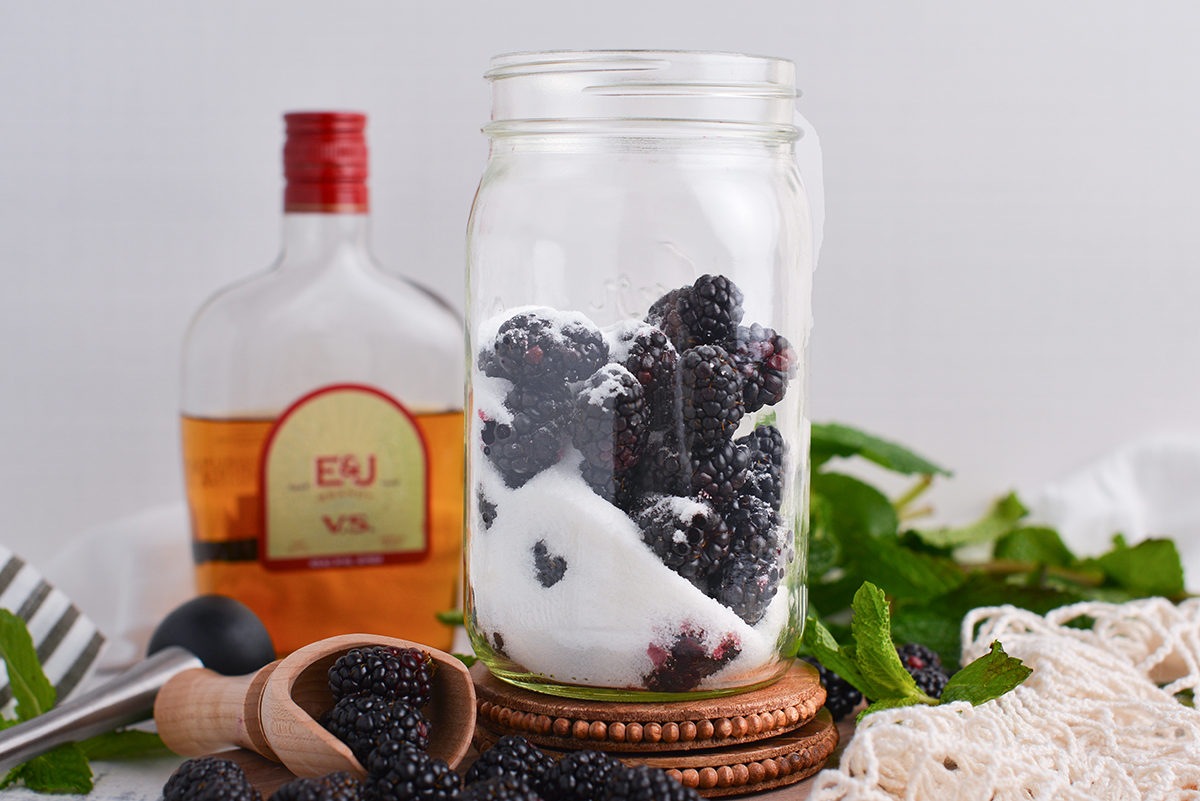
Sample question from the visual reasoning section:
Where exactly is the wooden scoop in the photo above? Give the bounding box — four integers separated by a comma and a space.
155, 634, 475, 778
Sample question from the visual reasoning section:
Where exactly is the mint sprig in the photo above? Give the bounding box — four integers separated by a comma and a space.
0, 609, 168, 793
802, 582, 1031, 720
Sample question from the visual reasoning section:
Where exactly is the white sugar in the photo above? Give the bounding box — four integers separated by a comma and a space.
602, 319, 657, 363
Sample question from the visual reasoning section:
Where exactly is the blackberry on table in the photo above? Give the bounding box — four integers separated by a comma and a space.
897, 643, 949, 699
710, 537, 783, 625
679, 345, 744, 447
492, 310, 608, 386
730, 324, 797, 412
461, 776, 541, 801
329, 646, 436, 707
802, 657, 863, 722
911, 666, 949, 699
532, 540, 568, 588
676, 274, 744, 349
688, 440, 749, 504
322, 695, 430, 763
601, 764, 703, 801
364, 742, 462, 801
616, 324, 680, 429
164, 757, 262, 801
570, 364, 649, 473
635, 495, 730, 586
271, 773, 361, 801
642, 624, 741, 694
464, 735, 554, 790
481, 383, 573, 487
541, 751, 624, 801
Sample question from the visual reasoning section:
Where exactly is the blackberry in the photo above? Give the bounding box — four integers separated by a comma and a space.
736, 426, 785, 511
688, 440, 749, 503
571, 364, 649, 473
897, 643, 949, 699
601, 764, 702, 801
578, 460, 638, 510
730, 324, 797, 412
271, 773, 361, 801
616, 324, 680, 428
634, 430, 690, 497
532, 540, 568, 588
461, 776, 540, 801
478, 489, 498, 529
642, 624, 741, 694
635, 496, 729, 586
164, 758, 262, 801
481, 384, 573, 487
676, 275, 744, 348
464, 735, 554, 790
644, 288, 690, 352
679, 345, 744, 447
802, 657, 863, 722
492, 310, 608, 386
541, 751, 624, 801
328, 646, 436, 707
322, 695, 430, 762
711, 538, 783, 625
723, 495, 783, 559
364, 742, 462, 801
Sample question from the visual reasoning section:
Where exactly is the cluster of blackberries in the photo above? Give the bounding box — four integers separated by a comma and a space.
462, 735, 701, 801
803, 642, 952, 722
475, 276, 798, 629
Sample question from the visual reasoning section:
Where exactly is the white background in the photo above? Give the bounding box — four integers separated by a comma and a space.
2, 1, 1199, 570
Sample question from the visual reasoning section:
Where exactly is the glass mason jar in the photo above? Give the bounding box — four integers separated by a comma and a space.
465, 51, 813, 700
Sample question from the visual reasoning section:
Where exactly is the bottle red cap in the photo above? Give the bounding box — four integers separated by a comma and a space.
283, 112, 369, 213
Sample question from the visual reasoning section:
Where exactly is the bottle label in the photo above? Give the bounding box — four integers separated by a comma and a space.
260, 385, 430, 570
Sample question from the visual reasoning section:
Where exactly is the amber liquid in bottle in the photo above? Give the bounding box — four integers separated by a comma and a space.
181, 410, 464, 654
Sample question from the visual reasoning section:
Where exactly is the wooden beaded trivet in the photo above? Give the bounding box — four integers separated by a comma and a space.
470, 661, 826, 753
474, 709, 838, 797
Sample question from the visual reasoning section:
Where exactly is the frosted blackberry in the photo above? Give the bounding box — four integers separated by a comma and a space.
164, 757, 262, 801
724, 495, 783, 559
737, 426, 786, 511
679, 344, 744, 447
617, 324, 680, 428
533, 540, 567, 588
711, 538, 783, 625
802, 657, 863, 722
642, 625, 741, 694
635, 430, 690, 497
364, 742, 461, 801
635, 495, 730, 586
481, 384, 573, 487
731, 324, 797, 412
578, 460, 638, 510
328, 645, 435, 707
462, 776, 540, 801
897, 643, 949, 699
601, 764, 703, 801
492, 310, 608, 385
464, 734, 554, 790
541, 750, 624, 801
676, 274, 744, 348
689, 440, 749, 503
271, 773, 361, 801
571, 364, 649, 472
322, 695, 430, 762
644, 287, 690, 352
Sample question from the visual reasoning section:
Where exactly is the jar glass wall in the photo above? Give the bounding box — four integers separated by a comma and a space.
465, 51, 813, 700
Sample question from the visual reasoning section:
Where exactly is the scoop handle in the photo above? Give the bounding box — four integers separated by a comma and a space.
154, 660, 280, 760
0, 646, 203, 774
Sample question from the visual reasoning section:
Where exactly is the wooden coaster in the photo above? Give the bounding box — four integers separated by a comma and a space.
471, 661, 825, 753
474, 709, 838, 797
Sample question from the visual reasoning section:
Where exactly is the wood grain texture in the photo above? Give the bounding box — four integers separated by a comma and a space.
154, 662, 279, 758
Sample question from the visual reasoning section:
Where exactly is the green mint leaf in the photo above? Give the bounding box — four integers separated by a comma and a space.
756, 411, 777, 428
940, 640, 1032, 706
806, 490, 842, 579
912, 492, 1028, 549
79, 730, 169, 760
993, 526, 1077, 567
811, 473, 899, 541
848, 534, 964, 604
801, 616, 866, 691
1096, 536, 1185, 597
858, 695, 931, 722
0, 610, 55, 721
850, 583, 921, 700
16, 744, 93, 794
811, 423, 951, 476
435, 609, 464, 627
453, 652, 478, 667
